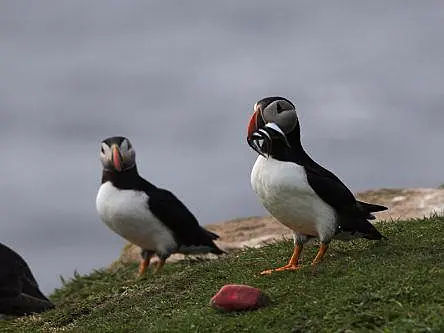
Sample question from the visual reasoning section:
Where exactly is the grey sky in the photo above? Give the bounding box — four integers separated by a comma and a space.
0, 1, 443, 293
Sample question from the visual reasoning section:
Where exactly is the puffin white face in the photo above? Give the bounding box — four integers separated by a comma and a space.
247, 97, 297, 155
248, 97, 297, 140
260, 99, 297, 134
99, 136, 136, 172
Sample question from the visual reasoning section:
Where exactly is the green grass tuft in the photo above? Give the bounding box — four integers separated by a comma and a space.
1, 217, 443, 332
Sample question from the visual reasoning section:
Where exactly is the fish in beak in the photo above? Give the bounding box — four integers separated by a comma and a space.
248, 122, 291, 157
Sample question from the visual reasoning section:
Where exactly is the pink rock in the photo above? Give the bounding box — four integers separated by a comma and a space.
210, 284, 270, 312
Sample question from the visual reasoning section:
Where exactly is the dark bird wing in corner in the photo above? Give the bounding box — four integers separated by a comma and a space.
0, 292, 54, 317
0, 243, 54, 316
147, 189, 224, 254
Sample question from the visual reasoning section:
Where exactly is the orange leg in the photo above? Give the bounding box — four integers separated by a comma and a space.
311, 242, 329, 265
261, 243, 303, 275
153, 259, 166, 274
138, 256, 152, 276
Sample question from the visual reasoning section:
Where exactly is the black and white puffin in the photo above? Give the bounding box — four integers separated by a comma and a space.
96, 136, 224, 275
0, 242, 54, 316
247, 97, 387, 275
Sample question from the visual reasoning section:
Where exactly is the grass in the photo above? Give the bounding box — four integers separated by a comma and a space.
2, 217, 443, 333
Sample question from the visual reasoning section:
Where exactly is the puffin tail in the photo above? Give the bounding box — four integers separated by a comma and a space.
202, 228, 225, 254
178, 243, 225, 255
202, 228, 226, 254
209, 245, 226, 255
362, 222, 386, 240
178, 227, 226, 255
203, 229, 220, 240
338, 214, 387, 241
357, 201, 388, 220
359, 201, 388, 212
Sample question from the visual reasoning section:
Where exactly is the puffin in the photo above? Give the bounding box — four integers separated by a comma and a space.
0, 242, 54, 317
96, 136, 224, 275
247, 97, 387, 275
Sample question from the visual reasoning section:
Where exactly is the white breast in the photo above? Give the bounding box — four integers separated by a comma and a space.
96, 182, 177, 255
251, 156, 337, 241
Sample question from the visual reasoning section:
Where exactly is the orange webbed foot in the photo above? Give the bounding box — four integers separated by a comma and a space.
260, 243, 304, 275
260, 264, 302, 275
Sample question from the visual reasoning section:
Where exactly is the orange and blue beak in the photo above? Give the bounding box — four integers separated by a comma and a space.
111, 144, 123, 172
247, 109, 260, 141
247, 108, 268, 156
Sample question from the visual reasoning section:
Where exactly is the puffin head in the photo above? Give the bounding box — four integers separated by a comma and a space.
99, 136, 136, 172
247, 97, 297, 156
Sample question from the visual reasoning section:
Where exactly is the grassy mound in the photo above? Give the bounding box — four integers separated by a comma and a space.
2, 217, 443, 332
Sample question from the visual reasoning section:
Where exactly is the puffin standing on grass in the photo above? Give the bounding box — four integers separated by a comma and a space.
247, 97, 387, 275
96, 136, 224, 275
0, 242, 54, 316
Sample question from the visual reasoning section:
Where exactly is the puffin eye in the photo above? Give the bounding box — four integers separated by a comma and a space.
276, 103, 282, 113
101, 146, 105, 154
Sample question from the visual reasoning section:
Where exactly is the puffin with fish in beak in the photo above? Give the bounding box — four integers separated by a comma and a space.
247, 97, 387, 275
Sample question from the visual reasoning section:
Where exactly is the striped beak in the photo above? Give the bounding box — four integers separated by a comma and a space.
111, 144, 123, 172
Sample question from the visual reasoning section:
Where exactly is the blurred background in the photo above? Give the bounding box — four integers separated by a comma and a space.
0, 1, 443, 293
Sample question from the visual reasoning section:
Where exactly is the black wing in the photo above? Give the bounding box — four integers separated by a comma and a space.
304, 163, 358, 213
305, 162, 387, 215
304, 163, 385, 239
147, 188, 223, 252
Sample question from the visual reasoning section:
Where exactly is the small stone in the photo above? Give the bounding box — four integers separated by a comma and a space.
209, 284, 270, 312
